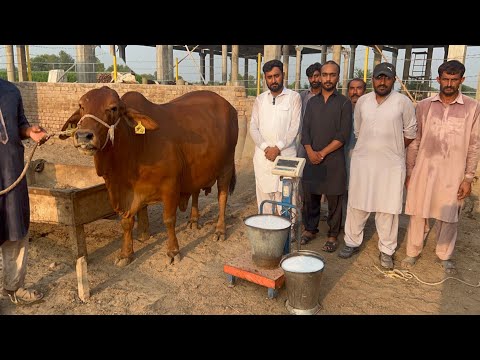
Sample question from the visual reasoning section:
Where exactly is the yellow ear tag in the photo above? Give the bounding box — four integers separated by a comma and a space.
135, 121, 145, 134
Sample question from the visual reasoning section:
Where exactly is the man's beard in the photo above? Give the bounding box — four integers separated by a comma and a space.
268, 82, 283, 92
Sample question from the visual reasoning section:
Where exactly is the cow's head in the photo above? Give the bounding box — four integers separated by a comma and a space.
60, 86, 158, 156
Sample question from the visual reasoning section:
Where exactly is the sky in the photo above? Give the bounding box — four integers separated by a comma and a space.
2, 45, 479, 91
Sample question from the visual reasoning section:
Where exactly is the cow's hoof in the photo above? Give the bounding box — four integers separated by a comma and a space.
115, 256, 132, 267
173, 253, 182, 264
165, 253, 182, 265
212, 232, 225, 242
187, 220, 200, 230
137, 233, 151, 243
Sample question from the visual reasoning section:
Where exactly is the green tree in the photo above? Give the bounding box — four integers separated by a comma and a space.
106, 64, 131, 72
353, 69, 372, 92
461, 84, 477, 99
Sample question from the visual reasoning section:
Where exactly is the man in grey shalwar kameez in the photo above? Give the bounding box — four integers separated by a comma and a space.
1, 78, 47, 304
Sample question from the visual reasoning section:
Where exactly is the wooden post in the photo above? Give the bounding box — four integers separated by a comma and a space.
69, 224, 87, 262
76, 256, 90, 302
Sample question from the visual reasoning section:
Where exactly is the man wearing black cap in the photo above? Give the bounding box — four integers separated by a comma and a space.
338, 62, 417, 270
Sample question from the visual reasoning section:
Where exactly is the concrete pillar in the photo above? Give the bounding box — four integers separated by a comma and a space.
321, 45, 327, 64
349, 45, 357, 80
168, 45, 174, 81
156, 45, 168, 83
425, 46, 434, 78
391, 49, 398, 69
332, 45, 342, 65
263, 45, 281, 63
76, 45, 96, 83
402, 45, 412, 82
244, 57, 249, 89
342, 50, 349, 95
5, 45, 15, 82
448, 45, 467, 63
295, 46, 302, 91
199, 50, 206, 84
222, 45, 228, 84
282, 45, 290, 87
231, 45, 239, 86
373, 45, 383, 66
425, 46, 434, 82
209, 48, 214, 84
16, 45, 27, 82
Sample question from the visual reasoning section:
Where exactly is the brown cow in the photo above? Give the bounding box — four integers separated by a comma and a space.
60, 86, 238, 266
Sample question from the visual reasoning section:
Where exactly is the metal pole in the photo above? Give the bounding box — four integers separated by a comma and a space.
111, 45, 118, 83
256, 53, 262, 96
363, 46, 369, 83
175, 57, 179, 82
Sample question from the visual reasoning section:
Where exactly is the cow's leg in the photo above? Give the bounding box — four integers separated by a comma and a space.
213, 176, 230, 242
115, 216, 135, 267
163, 196, 182, 265
137, 206, 150, 242
187, 190, 201, 230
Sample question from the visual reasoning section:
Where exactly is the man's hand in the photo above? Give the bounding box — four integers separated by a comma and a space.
405, 175, 411, 189
307, 150, 324, 165
457, 180, 472, 200
264, 146, 281, 162
28, 125, 48, 144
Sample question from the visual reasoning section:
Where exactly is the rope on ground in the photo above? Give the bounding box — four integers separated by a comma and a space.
373, 265, 480, 287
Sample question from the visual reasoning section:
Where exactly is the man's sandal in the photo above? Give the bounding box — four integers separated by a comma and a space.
3, 287, 44, 305
322, 239, 338, 253
300, 231, 316, 245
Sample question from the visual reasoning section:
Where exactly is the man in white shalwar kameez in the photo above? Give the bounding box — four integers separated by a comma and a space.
249, 59, 301, 215
338, 63, 417, 269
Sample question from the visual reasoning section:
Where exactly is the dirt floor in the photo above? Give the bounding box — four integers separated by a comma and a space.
1, 137, 479, 315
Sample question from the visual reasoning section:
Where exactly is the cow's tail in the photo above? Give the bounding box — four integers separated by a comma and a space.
229, 164, 236, 195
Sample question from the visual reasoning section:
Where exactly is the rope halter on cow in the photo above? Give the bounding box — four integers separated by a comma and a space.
78, 114, 121, 150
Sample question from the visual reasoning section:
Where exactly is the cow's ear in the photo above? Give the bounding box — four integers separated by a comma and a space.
125, 107, 159, 130
59, 109, 81, 140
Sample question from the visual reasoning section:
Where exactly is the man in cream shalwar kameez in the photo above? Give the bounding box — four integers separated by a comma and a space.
338, 63, 417, 269
250, 60, 301, 214
402, 60, 480, 274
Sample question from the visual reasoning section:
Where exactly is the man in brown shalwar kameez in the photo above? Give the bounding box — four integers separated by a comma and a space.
402, 60, 480, 274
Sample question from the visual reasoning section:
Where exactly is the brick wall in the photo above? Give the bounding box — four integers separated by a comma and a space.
15, 82, 246, 129
15, 82, 258, 161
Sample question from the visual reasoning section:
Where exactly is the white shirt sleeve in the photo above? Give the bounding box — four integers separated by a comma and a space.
403, 97, 417, 139
249, 96, 268, 150
353, 98, 363, 139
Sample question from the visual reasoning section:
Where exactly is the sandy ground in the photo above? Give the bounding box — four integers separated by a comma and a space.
1, 137, 479, 315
